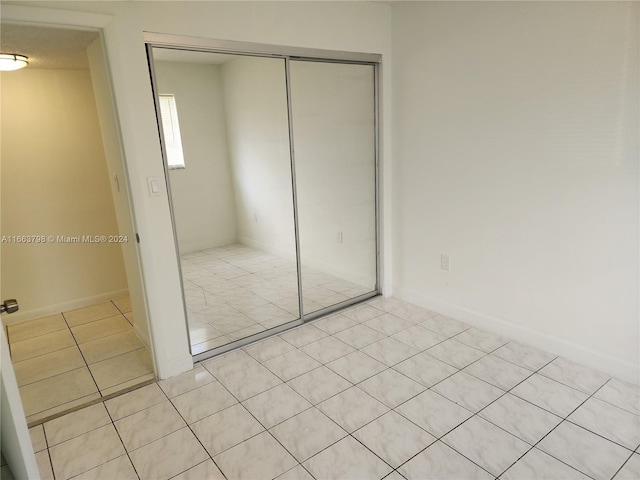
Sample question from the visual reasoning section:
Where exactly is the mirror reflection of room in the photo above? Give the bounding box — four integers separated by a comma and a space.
152, 48, 379, 356
153, 50, 300, 355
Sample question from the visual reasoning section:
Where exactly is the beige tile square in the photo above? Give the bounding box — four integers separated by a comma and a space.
100, 374, 156, 397
89, 348, 153, 392
112, 296, 132, 314
19, 367, 98, 417
35, 450, 54, 480
64, 302, 121, 327
79, 330, 145, 364
129, 427, 208, 480
7, 314, 67, 343
172, 459, 226, 480
49, 424, 125, 480
171, 382, 237, 424
124, 312, 134, 324
317, 386, 389, 433
243, 384, 312, 429
158, 365, 216, 398
9, 329, 75, 363
71, 315, 131, 344
27, 393, 102, 426
29, 425, 47, 453
115, 401, 185, 451
14, 346, 85, 387
73, 455, 138, 480
105, 383, 166, 420
44, 403, 111, 446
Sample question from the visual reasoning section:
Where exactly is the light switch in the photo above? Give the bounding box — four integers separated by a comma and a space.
147, 176, 161, 197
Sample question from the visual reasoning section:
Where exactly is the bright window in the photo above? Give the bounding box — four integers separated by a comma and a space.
158, 94, 185, 169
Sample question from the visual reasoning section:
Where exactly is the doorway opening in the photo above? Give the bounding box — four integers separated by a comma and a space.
0, 24, 155, 425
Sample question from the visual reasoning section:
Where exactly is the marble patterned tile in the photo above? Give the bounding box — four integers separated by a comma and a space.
396, 390, 473, 437
383, 471, 407, 480
202, 349, 260, 380
216, 362, 282, 401
479, 393, 562, 445
73, 455, 138, 480
49, 424, 125, 480
129, 427, 208, 480
19, 367, 98, 417
366, 296, 406, 313
244, 336, 296, 362
14, 346, 85, 387
9, 328, 75, 363
501, 448, 591, 480
312, 313, 358, 335
420, 315, 470, 338
389, 304, 438, 324
333, 324, 387, 349
538, 421, 632, 480
89, 348, 154, 392
170, 459, 225, 480
243, 383, 311, 428
301, 336, 355, 364
263, 349, 322, 381
7, 313, 67, 343
454, 327, 509, 353
364, 313, 415, 336
539, 357, 611, 395
318, 386, 389, 432
70, 315, 131, 344
35, 451, 54, 480
171, 381, 237, 424
443, 416, 529, 476
287, 366, 351, 404
303, 435, 392, 480
114, 400, 186, 450
568, 396, 640, 450
158, 365, 216, 398
492, 341, 556, 371
64, 302, 121, 327
105, 383, 167, 420
214, 431, 297, 480
353, 411, 436, 468
97, 373, 155, 398
393, 353, 458, 387
398, 441, 494, 480
225, 323, 266, 341
29, 425, 47, 453
392, 325, 447, 351
464, 354, 532, 390
276, 464, 315, 480
44, 403, 111, 446
614, 454, 640, 480
270, 407, 347, 462
79, 330, 145, 364
361, 337, 419, 367
192, 404, 264, 457
280, 324, 328, 347
511, 373, 589, 417
358, 368, 425, 408
341, 304, 384, 322
432, 371, 503, 412
425, 339, 486, 369
326, 350, 387, 384
26, 393, 101, 426
595, 379, 640, 415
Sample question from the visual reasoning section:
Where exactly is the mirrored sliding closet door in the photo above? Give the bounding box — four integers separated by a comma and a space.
147, 40, 380, 359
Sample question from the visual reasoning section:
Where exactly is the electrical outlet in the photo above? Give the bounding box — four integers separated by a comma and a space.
337, 231, 343, 243
441, 254, 450, 271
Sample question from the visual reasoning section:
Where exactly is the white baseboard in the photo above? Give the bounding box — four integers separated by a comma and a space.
179, 239, 236, 256
3, 289, 129, 325
396, 285, 640, 385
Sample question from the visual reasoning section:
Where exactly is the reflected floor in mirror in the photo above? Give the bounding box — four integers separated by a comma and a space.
182, 244, 372, 355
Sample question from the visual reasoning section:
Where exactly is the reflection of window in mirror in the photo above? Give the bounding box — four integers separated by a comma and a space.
159, 94, 186, 169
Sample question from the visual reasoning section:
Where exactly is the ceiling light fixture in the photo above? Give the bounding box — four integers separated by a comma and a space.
0, 53, 28, 71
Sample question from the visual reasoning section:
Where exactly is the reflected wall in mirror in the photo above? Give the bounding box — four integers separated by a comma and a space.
151, 48, 300, 355
290, 61, 377, 316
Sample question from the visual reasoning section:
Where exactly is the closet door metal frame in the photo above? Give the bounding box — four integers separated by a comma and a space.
144, 33, 381, 363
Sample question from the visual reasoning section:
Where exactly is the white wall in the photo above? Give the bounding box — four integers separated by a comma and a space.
1, 67, 129, 323
392, 2, 639, 382
290, 61, 377, 288
221, 56, 296, 260
155, 61, 238, 254
4, 1, 393, 379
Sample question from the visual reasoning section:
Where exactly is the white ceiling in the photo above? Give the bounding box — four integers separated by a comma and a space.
0, 24, 98, 70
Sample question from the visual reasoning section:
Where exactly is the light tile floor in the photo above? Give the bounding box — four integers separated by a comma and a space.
182, 244, 372, 355
6, 296, 154, 425
29, 297, 640, 480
